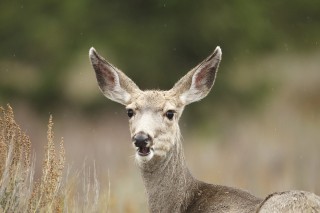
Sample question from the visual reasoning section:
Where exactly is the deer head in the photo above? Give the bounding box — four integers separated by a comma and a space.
89, 47, 222, 167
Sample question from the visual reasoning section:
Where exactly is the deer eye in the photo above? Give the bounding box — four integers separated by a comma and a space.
127, 109, 134, 118
165, 110, 175, 120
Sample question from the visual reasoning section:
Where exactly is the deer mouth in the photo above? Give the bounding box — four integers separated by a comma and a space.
137, 146, 151, 156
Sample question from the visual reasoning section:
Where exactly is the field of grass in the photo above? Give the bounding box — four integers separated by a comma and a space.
2, 51, 320, 212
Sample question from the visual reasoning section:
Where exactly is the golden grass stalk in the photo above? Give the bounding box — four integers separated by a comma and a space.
28, 114, 65, 212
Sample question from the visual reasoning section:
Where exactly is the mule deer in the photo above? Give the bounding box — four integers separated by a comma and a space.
89, 47, 320, 212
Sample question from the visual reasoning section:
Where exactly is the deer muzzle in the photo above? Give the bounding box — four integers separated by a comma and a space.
133, 132, 152, 156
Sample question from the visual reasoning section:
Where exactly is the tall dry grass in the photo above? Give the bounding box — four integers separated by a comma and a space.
0, 105, 33, 212
0, 105, 108, 212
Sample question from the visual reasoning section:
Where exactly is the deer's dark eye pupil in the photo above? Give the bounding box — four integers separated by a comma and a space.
127, 109, 134, 118
165, 110, 175, 120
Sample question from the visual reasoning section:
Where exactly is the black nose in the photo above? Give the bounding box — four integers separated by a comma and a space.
133, 132, 151, 147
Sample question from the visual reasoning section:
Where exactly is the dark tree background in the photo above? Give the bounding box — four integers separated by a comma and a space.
1, 0, 319, 112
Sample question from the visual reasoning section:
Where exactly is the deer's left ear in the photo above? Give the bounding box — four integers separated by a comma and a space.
170, 46, 222, 105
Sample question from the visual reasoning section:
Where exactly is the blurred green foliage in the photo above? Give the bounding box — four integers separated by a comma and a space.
0, 0, 320, 114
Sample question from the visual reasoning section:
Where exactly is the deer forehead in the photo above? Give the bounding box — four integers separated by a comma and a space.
128, 90, 180, 111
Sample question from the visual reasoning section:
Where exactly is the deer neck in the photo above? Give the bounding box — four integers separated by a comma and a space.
138, 134, 197, 212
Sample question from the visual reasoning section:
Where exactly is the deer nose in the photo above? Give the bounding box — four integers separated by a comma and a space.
133, 132, 151, 147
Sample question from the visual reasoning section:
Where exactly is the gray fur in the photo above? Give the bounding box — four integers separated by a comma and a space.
257, 191, 320, 212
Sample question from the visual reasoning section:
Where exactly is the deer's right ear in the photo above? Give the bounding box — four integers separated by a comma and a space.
89, 48, 140, 105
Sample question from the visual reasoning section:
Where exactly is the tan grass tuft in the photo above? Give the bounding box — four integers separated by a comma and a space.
29, 115, 65, 212
0, 105, 32, 212
0, 104, 108, 212
0, 105, 65, 212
